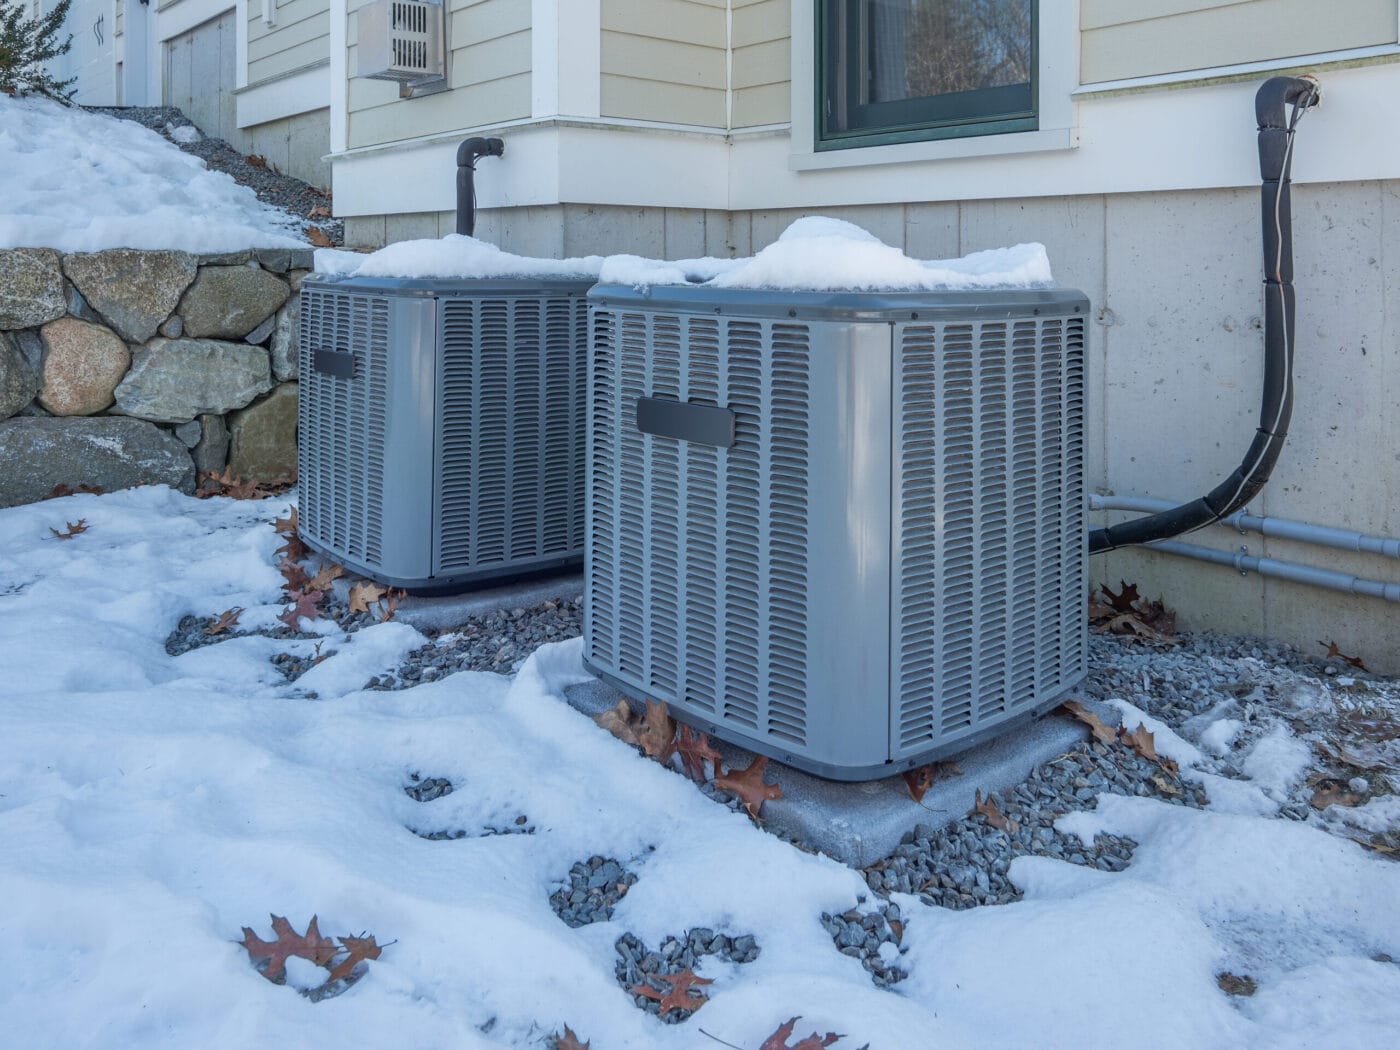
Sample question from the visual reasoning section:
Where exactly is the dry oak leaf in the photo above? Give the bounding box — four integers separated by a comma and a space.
308, 205, 332, 220
240, 914, 336, 981
309, 562, 345, 592
271, 506, 298, 537
348, 582, 389, 614
1100, 581, 1141, 613
1121, 723, 1180, 775
638, 699, 678, 761
675, 724, 723, 783
307, 227, 335, 248
378, 588, 406, 623
760, 1017, 846, 1049
551, 1026, 590, 1050
901, 760, 962, 803
198, 466, 261, 500
631, 968, 712, 1017
970, 789, 1019, 834
713, 755, 784, 820
1060, 700, 1119, 747
1319, 640, 1368, 672
278, 589, 323, 630
1217, 972, 1257, 997
276, 532, 310, 563
594, 699, 642, 747
326, 934, 384, 983
1308, 775, 1365, 810
47, 482, 103, 499
247, 153, 269, 169
49, 519, 89, 540
279, 558, 312, 594
206, 607, 244, 636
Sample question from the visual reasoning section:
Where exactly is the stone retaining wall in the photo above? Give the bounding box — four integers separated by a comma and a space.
0, 247, 311, 508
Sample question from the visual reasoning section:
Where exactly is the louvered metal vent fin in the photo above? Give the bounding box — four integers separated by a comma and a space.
585, 311, 812, 745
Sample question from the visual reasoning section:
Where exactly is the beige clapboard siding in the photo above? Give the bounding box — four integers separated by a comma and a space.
731, 0, 790, 127
1082, 0, 1399, 82
600, 0, 726, 127
346, 0, 530, 150
248, 0, 331, 86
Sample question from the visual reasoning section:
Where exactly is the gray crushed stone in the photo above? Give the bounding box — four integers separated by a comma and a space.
550, 856, 639, 928
404, 775, 454, 803
411, 815, 534, 841
822, 902, 908, 987
88, 105, 342, 245
614, 929, 760, 1023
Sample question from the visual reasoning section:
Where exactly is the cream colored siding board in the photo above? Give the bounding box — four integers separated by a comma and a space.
600, 0, 726, 48
1082, 0, 1398, 82
600, 74, 726, 126
602, 32, 727, 89
1081, 0, 1249, 31
731, 0, 789, 45
449, 0, 530, 47
250, 0, 326, 34
348, 72, 530, 146
250, 42, 330, 83
733, 80, 789, 126
732, 37, 788, 90
249, 12, 330, 63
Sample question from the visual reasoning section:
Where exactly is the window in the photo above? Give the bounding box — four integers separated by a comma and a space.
817, 0, 1037, 150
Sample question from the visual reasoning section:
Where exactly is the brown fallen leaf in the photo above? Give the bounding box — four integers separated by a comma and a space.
637, 699, 678, 761
308, 205, 332, 220
1308, 775, 1365, 810
631, 968, 712, 1016
1101, 612, 1172, 644
969, 789, 1019, 834
309, 562, 345, 592
760, 1017, 846, 1049
271, 507, 298, 537
276, 532, 310, 563
378, 588, 405, 622
47, 482, 103, 499
348, 582, 389, 614
887, 919, 904, 944
198, 467, 263, 500
49, 519, 89, 540
1061, 700, 1119, 747
714, 755, 784, 820
1319, 640, 1367, 672
1216, 972, 1257, 997
552, 1026, 590, 1050
675, 724, 722, 783
205, 607, 244, 636
326, 933, 384, 983
1150, 773, 1181, 797
278, 589, 323, 631
247, 153, 268, 169
594, 699, 641, 747
1101, 581, 1141, 613
279, 558, 311, 594
901, 760, 961, 803
240, 915, 336, 982
1121, 723, 1179, 775
307, 226, 334, 248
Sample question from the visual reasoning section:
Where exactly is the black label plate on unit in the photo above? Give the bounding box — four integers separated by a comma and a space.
635, 396, 736, 448
313, 348, 356, 379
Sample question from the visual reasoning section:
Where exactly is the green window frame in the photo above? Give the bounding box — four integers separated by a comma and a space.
816, 0, 1039, 151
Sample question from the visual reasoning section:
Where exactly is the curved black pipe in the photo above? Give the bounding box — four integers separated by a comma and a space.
455, 136, 505, 237
1089, 75, 1320, 555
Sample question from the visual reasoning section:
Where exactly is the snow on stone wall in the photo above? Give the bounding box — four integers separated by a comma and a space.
0, 247, 309, 507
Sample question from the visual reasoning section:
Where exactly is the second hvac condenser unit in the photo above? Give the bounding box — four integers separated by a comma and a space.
585, 285, 1089, 780
298, 275, 593, 592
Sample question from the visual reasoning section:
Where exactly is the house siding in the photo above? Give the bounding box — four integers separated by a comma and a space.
248, 0, 331, 87
1081, 0, 1399, 83
731, 0, 789, 128
599, 0, 727, 128
346, 0, 531, 150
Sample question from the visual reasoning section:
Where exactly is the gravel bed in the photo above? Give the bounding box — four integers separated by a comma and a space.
614, 929, 760, 1023
404, 775, 454, 803
822, 902, 908, 987
88, 105, 343, 244
410, 816, 534, 841
550, 856, 638, 928
365, 597, 582, 688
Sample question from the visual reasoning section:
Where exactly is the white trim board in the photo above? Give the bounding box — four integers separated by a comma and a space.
236, 62, 331, 127
155, 0, 236, 42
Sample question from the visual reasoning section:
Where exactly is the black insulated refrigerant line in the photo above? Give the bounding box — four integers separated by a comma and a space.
1089, 75, 1321, 555
456, 136, 505, 237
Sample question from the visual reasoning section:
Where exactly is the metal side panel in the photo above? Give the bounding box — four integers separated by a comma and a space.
890, 306, 1089, 762
585, 307, 892, 774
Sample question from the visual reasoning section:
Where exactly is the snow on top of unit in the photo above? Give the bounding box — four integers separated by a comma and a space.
599, 216, 1055, 292
314, 235, 605, 280
0, 96, 307, 252
314, 217, 1053, 291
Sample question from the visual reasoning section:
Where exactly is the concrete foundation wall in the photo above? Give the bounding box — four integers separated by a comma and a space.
343, 181, 1400, 671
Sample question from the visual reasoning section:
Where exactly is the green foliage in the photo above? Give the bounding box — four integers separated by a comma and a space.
0, 0, 76, 103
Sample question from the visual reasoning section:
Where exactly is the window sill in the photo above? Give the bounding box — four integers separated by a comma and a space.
788, 125, 1077, 172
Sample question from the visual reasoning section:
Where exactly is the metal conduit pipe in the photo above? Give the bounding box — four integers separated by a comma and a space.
1089, 494, 1400, 560
1146, 539, 1400, 603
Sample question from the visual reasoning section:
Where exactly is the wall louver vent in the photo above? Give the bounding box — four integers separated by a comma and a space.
585, 285, 1089, 780
355, 0, 444, 84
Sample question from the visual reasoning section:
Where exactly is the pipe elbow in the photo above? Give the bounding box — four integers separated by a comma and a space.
1255, 75, 1320, 129
457, 136, 505, 167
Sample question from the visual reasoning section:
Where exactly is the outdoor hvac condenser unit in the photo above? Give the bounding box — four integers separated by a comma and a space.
297, 274, 593, 592
584, 285, 1089, 779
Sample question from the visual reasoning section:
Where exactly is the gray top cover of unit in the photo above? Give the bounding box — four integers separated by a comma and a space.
304, 274, 598, 295
589, 283, 1089, 321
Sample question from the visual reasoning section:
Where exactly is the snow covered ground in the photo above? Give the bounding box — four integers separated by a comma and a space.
0, 97, 306, 252
1, 486, 1398, 1049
